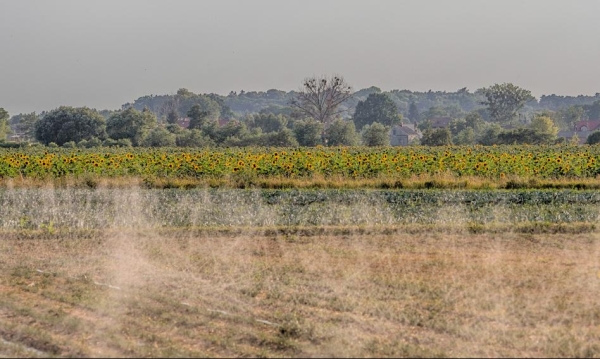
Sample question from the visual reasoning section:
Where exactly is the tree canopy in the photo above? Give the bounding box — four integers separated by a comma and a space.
106, 107, 157, 146
290, 75, 353, 128
35, 106, 106, 145
353, 93, 402, 130
480, 83, 534, 124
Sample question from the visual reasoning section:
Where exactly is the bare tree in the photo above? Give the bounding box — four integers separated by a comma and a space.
291, 75, 353, 129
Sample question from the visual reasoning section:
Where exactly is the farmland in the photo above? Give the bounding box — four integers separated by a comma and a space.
1, 145, 600, 357
2, 145, 600, 189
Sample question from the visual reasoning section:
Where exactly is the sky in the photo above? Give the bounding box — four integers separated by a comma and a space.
1, 0, 600, 115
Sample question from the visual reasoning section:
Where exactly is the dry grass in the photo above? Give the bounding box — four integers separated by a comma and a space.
1, 229, 599, 357
4, 173, 600, 190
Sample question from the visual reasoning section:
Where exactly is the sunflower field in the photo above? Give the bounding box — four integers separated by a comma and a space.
1, 145, 599, 182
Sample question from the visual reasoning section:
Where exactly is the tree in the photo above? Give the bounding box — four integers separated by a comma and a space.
478, 123, 503, 145
16, 112, 39, 142
464, 112, 484, 132
246, 113, 288, 133
142, 127, 176, 147
408, 101, 420, 122
353, 93, 402, 130
106, 107, 157, 146
166, 109, 179, 124
261, 128, 299, 147
0, 108, 9, 141
176, 129, 214, 148
35, 106, 106, 145
586, 131, 600, 145
496, 128, 553, 145
361, 122, 390, 146
293, 119, 323, 147
480, 83, 534, 124
187, 104, 210, 130
454, 128, 476, 145
421, 128, 452, 146
529, 114, 559, 141
584, 100, 600, 120
325, 119, 360, 146
290, 75, 353, 129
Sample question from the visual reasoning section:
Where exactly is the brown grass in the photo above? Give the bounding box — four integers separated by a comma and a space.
4, 173, 600, 190
1, 229, 599, 357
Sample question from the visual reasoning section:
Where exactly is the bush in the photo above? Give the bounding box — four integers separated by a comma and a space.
586, 131, 600, 145
361, 122, 390, 146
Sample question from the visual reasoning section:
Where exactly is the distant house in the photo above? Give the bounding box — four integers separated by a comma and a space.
574, 120, 600, 132
429, 117, 452, 129
557, 120, 600, 144
390, 124, 422, 146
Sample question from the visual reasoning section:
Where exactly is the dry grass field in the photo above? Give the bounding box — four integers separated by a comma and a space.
1, 228, 599, 357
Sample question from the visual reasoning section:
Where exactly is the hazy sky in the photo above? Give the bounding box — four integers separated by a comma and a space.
1, 0, 599, 115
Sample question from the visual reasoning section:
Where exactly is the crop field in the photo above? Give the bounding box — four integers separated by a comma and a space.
1, 146, 600, 357
2, 145, 600, 189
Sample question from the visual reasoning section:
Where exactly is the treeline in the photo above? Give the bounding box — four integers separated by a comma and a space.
3, 83, 600, 148
4, 105, 363, 149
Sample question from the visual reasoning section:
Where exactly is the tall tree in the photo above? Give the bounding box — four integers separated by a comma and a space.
35, 107, 106, 145
166, 109, 179, 124
290, 75, 353, 129
187, 104, 210, 130
106, 107, 157, 146
353, 93, 402, 130
408, 101, 420, 122
16, 112, 39, 142
0, 108, 9, 141
480, 83, 534, 124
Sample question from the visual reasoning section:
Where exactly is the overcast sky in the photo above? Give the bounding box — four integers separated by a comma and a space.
1, 0, 599, 115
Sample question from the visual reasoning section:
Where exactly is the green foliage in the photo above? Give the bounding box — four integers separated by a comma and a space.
408, 101, 420, 122
585, 131, 600, 145
166, 109, 179, 124
454, 128, 476, 145
293, 119, 323, 147
353, 93, 401, 130
14, 112, 39, 142
176, 129, 214, 148
35, 106, 106, 146
478, 123, 503, 145
261, 128, 299, 147
480, 83, 534, 124
421, 128, 452, 146
143, 127, 176, 147
496, 128, 554, 145
187, 104, 210, 130
87, 137, 103, 148
584, 100, 600, 120
106, 107, 157, 146
361, 122, 390, 146
325, 119, 360, 146
530, 114, 559, 139
123, 88, 225, 123
0, 108, 9, 141
212, 120, 249, 144
246, 113, 288, 133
